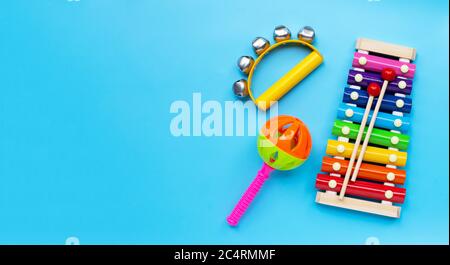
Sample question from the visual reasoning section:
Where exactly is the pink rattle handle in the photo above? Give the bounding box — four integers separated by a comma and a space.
227, 163, 274, 226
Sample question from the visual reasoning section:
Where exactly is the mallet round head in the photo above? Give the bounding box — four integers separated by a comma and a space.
367, 82, 381, 97
381, 68, 397, 81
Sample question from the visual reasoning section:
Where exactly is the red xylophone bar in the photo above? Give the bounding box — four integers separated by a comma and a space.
316, 174, 406, 203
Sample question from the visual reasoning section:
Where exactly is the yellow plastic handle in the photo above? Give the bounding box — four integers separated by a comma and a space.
247, 40, 323, 111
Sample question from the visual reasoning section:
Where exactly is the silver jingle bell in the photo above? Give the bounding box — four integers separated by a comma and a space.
273, 25, 291, 42
252, 37, 270, 55
298, 26, 315, 43
237, 56, 255, 75
232, 79, 249, 98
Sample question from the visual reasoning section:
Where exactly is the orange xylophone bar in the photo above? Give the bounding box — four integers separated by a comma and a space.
316, 174, 406, 203
321, 156, 406, 185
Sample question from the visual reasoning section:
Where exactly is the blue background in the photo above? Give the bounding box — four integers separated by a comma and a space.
0, 0, 448, 244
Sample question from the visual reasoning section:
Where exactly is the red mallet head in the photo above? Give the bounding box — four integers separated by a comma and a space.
367, 82, 381, 97
381, 68, 396, 81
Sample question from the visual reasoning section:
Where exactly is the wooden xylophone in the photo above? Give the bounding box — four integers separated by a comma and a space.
315, 38, 417, 218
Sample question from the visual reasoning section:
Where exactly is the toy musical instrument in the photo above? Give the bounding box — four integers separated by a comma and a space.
232, 25, 323, 111
227, 115, 312, 226
315, 38, 417, 218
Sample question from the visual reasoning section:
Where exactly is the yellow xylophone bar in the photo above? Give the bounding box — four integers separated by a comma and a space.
326, 139, 407, 167
248, 40, 323, 111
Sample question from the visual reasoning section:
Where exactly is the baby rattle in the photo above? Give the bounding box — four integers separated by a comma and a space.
227, 115, 312, 226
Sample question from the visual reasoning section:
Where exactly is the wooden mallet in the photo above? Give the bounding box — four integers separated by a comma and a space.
339, 68, 396, 199
350, 68, 397, 182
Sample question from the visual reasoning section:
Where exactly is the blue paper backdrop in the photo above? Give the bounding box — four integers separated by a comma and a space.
0, 0, 448, 244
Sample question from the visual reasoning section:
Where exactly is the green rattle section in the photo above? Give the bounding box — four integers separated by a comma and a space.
332, 119, 409, 150
257, 134, 305, 171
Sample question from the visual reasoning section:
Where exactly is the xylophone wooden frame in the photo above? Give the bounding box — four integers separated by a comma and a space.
315, 38, 416, 218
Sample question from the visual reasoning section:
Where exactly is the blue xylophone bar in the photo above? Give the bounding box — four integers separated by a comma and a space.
343, 87, 412, 114
337, 103, 410, 133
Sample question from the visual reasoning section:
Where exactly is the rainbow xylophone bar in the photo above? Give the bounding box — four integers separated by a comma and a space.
315, 38, 417, 218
